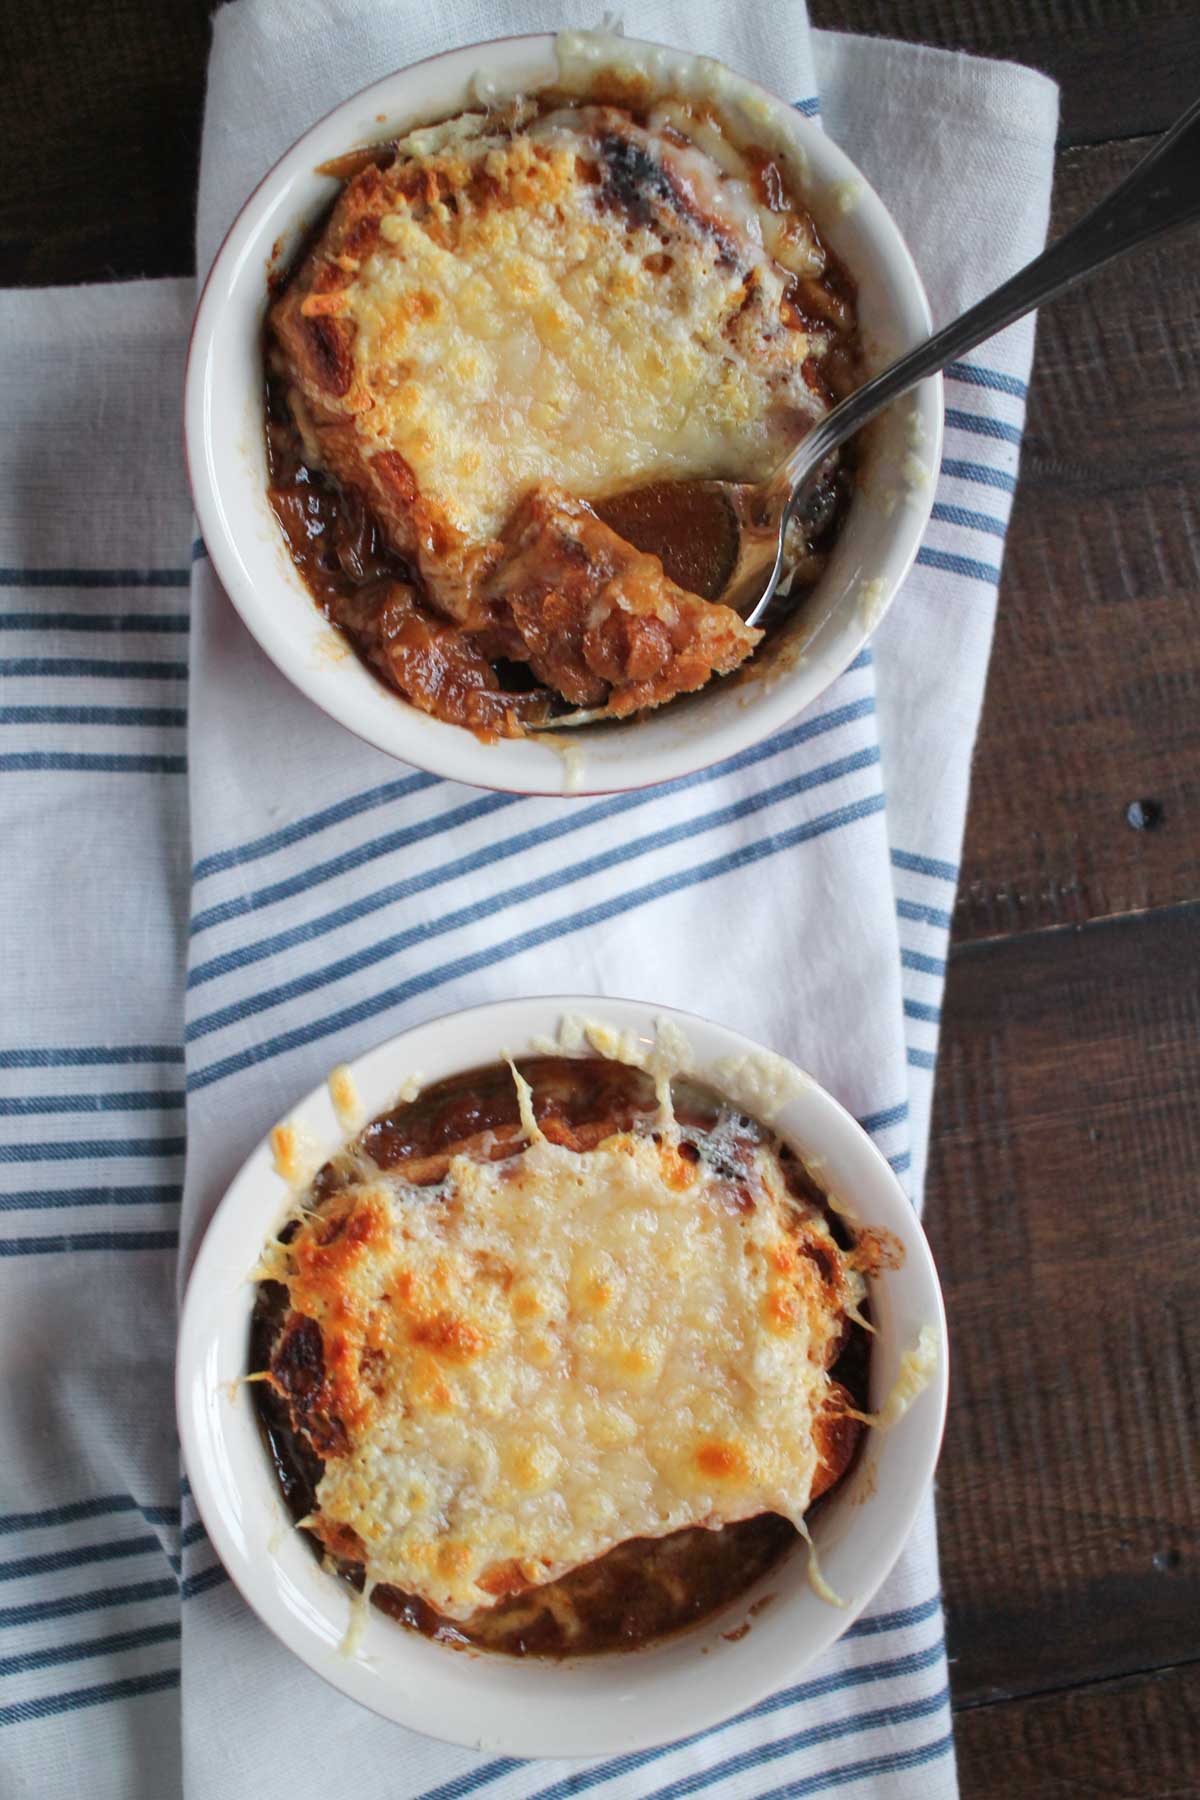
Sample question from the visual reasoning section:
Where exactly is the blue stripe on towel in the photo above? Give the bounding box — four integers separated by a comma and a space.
946, 361, 1028, 399
891, 849, 959, 883
0, 1536, 164, 1584
0, 1667, 180, 1729
0, 1577, 178, 1629
186, 754, 882, 1046
0, 1045, 183, 1069
848, 1595, 942, 1638
0, 705, 187, 728
610, 1688, 951, 1800
187, 743, 880, 1036
189, 792, 887, 1091
0, 1231, 179, 1258
0, 1497, 179, 1537
896, 898, 953, 930
858, 1100, 909, 1134
0, 752, 186, 774
0, 1622, 180, 1679
0, 1186, 181, 1214
945, 407, 1023, 446
0, 569, 189, 589
0, 613, 189, 633
190, 790, 518, 935
0, 1137, 185, 1165
900, 949, 947, 978
0, 1091, 184, 1117
410, 1647, 949, 1800
192, 771, 441, 879
752, 1731, 954, 1800
916, 547, 1001, 586
179, 1564, 228, 1602
190, 694, 877, 950
939, 458, 1017, 495
0, 658, 188, 681
930, 501, 1008, 540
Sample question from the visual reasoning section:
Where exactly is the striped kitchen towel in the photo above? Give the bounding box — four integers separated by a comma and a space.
0, 1, 1057, 1794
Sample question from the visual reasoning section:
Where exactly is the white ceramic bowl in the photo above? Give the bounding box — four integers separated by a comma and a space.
177, 996, 947, 1758
185, 33, 942, 797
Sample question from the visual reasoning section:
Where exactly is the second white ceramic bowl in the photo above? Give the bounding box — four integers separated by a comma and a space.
177, 995, 947, 1759
185, 32, 942, 796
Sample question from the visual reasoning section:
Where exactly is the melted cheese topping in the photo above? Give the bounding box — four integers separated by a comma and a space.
260, 1121, 859, 1621
332, 108, 828, 546
855, 1325, 939, 1430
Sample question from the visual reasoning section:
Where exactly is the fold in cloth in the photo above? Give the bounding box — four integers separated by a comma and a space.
0, 4, 1056, 1796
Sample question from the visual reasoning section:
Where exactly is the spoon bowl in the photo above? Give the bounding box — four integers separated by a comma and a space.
593, 478, 795, 627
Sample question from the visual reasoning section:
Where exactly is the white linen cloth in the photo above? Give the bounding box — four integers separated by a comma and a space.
0, 2, 1057, 1794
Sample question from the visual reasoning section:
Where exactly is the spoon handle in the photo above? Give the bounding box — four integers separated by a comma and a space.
769, 91, 1200, 496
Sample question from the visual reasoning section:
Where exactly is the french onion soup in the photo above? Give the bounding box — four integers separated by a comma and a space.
264, 65, 861, 739
249, 1054, 875, 1657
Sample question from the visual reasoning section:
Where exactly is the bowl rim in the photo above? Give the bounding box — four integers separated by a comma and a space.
176, 993, 949, 1759
184, 30, 943, 798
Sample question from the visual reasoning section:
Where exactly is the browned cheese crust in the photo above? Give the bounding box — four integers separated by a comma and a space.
251, 1058, 871, 1657
265, 100, 859, 736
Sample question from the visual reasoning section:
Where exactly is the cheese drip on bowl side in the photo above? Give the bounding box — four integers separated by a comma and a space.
252, 1057, 869, 1638
265, 81, 860, 737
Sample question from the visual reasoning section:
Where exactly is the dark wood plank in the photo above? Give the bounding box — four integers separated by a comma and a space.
953, 135, 1200, 942
811, 0, 1199, 146
927, 901, 1200, 1705
3, 0, 211, 285
6, 0, 1197, 284
955, 1662, 1200, 1800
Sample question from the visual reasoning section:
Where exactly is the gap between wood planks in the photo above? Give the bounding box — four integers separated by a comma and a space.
952, 1658, 1200, 1800
950, 1648, 1200, 1715
947, 895, 1200, 958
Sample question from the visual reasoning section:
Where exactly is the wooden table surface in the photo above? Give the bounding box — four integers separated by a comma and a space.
4, 2, 1198, 1793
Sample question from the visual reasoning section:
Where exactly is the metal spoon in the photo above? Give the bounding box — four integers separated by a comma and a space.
532, 90, 1200, 728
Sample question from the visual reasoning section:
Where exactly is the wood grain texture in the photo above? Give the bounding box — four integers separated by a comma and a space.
810, 0, 1199, 146
5, 0, 1198, 282
955, 1663, 1200, 1799
2, 0, 211, 285
927, 902, 1200, 1706
954, 136, 1200, 943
